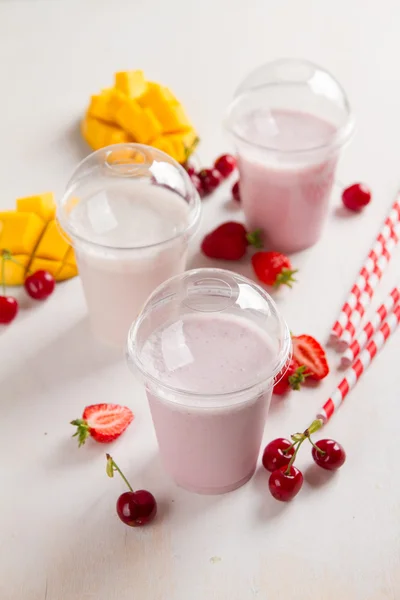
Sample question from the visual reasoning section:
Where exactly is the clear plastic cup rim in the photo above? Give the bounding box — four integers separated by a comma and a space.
57, 143, 202, 251
126, 268, 293, 406
225, 58, 355, 157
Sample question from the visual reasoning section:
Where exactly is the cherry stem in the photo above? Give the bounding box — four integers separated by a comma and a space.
285, 438, 305, 474
306, 435, 326, 455
282, 442, 296, 454
284, 419, 324, 473
106, 454, 133, 492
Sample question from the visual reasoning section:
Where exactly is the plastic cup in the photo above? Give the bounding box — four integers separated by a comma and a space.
226, 59, 354, 253
127, 268, 291, 495
57, 144, 201, 347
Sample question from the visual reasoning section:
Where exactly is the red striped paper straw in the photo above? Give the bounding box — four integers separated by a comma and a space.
338, 234, 399, 346
330, 195, 400, 339
341, 286, 400, 367
318, 304, 400, 423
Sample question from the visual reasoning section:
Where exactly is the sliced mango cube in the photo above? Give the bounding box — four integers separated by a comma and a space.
88, 90, 114, 123
151, 136, 176, 158
16, 192, 56, 222
107, 89, 128, 120
82, 71, 198, 163
115, 99, 162, 144
57, 262, 78, 281
0, 255, 29, 286
35, 221, 71, 261
166, 130, 199, 163
0, 195, 78, 286
29, 258, 62, 279
138, 83, 191, 133
0, 212, 45, 255
115, 70, 147, 98
81, 115, 128, 151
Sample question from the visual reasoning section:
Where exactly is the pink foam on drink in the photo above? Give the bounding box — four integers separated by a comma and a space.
238, 109, 338, 253
141, 312, 276, 494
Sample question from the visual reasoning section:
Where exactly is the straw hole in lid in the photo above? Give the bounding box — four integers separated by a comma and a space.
183, 277, 237, 313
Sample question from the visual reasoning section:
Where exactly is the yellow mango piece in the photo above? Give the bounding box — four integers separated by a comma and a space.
0, 212, 45, 255
16, 192, 56, 222
57, 262, 78, 281
162, 86, 178, 104
166, 130, 199, 163
87, 90, 114, 123
81, 115, 128, 151
151, 136, 177, 160
81, 115, 101, 150
138, 83, 192, 133
107, 89, 128, 121
115, 70, 147, 98
29, 258, 62, 279
0, 254, 29, 286
115, 99, 162, 144
63, 246, 77, 267
34, 221, 71, 261
104, 128, 132, 147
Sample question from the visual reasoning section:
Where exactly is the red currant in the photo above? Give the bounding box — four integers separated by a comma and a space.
198, 168, 223, 195
268, 465, 303, 502
116, 490, 157, 527
262, 438, 295, 472
232, 181, 240, 202
24, 270, 55, 300
342, 183, 371, 211
214, 154, 237, 178
0, 296, 18, 324
311, 439, 346, 471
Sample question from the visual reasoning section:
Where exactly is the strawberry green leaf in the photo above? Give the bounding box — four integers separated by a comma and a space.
70, 418, 90, 447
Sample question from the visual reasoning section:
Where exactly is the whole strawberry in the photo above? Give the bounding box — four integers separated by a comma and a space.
201, 222, 263, 261
252, 251, 297, 287
71, 404, 134, 446
273, 359, 308, 395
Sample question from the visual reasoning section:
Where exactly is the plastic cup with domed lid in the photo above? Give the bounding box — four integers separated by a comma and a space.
225, 59, 355, 253
127, 268, 291, 495
57, 143, 201, 347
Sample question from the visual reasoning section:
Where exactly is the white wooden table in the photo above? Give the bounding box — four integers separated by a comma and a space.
1, 1, 400, 598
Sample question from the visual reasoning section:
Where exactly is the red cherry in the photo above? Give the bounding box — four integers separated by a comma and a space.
342, 183, 371, 211
24, 270, 55, 300
232, 181, 240, 202
311, 439, 346, 471
185, 165, 196, 177
214, 154, 237, 178
116, 490, 157, 527
262, 438, 295, 472
198, 168, 223, 195
268, 465, 303, 502
0, 296, 18, 324
190, 173, 205, 198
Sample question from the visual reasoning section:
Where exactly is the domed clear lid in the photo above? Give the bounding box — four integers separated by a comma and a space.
127, 268, 291, 403
226, 58, 354, 155
57, 143, 201, 250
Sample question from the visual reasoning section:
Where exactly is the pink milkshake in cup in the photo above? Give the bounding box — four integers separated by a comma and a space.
57, 144, 201, 347
127, 268, 291, 494
226, 59, 354, 253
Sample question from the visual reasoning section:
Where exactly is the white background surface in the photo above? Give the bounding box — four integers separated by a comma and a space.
1, 1, 400, 599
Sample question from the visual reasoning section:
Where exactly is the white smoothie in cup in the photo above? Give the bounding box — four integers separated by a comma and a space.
226, 59, 354, 253
57, 144, 201, 347
127, 268, 291, 495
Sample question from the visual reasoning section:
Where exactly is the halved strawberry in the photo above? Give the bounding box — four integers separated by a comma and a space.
71, 404, 134, 446
292, 335, 329, 380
